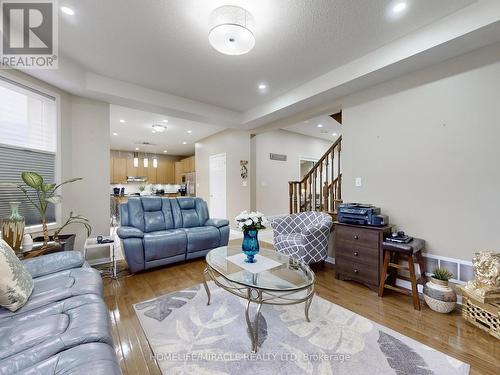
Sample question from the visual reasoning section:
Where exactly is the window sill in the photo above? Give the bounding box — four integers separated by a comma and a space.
24, 222, 58, 235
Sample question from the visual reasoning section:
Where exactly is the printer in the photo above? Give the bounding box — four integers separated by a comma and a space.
337, 203, 388, 226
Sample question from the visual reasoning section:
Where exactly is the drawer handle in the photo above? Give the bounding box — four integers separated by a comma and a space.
354, 252, 359, 256
354, 235, 359, 240
354, 269, 359, 273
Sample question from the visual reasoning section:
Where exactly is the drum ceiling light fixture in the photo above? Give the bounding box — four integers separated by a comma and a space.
209, 5, 255, 55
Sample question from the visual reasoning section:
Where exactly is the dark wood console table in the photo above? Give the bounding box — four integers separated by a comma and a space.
334, 222, 392, 291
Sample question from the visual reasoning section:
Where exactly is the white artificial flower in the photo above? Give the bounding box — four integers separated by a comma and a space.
245, 219, 253, 226
255, 212, 263, 218
238, 222, 244, 229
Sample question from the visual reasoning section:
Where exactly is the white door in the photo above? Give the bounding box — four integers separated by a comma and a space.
209, 153, 227, 219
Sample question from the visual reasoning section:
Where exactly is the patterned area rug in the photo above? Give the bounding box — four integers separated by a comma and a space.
134, 283, 469, 375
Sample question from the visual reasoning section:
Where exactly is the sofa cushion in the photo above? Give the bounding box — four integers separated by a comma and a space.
0, 295, 112, 374
143, 229, 187, 261
144, 211, 166, 232
127, 197, 145, 231
16, 343, 121, 375
22, 251, 85, 279
0, 240, 34, 312
0, 267, 102, 320
182, 226, 220, 253
141, 196, 162, 211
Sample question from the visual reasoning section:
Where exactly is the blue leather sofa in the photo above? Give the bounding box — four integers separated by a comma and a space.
0, 251, 120, 375
117, 197, 230, 273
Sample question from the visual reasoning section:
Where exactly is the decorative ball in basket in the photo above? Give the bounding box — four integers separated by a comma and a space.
235, 211, 268, 263
423, 267, 457, 313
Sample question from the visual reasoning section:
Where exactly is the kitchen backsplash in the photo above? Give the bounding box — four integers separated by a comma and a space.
110, 182, 181, 195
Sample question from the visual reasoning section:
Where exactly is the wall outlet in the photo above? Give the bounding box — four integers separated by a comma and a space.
355, 177, 362, 187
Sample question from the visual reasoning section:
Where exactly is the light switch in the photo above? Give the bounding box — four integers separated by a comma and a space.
242, 181, 248, 187
355, 177, 362, 187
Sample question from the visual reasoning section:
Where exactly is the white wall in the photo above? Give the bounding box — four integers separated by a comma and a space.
2, 70, 110, 259
65, 96, 110, 255
195, 129, 251, 224
341, 42, 500, 261
252, 129, 332, 216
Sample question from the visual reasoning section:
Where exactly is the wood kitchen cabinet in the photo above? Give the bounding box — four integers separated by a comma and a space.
157, 158, 175, 184
111, 151, 184, 184
110, 151, 127, 183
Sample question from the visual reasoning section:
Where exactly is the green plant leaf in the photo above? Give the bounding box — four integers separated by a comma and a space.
53, 177, 83, 191
45, 195, 62, 204
21, 172, 44, 189
41, 183, 56, 192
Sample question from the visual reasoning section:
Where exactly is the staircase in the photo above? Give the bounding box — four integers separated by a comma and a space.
288, 136, 342, 219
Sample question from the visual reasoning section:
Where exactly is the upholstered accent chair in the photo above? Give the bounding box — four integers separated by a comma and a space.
271, 211, 333, 264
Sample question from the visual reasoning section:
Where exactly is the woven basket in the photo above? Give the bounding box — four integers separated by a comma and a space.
423, 295, 456, 313
462, 295, 500, 340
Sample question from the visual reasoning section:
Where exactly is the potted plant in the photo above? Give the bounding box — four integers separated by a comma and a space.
423, 267, 457, 313
0, 172, 91, 250
235, 211, 268, 263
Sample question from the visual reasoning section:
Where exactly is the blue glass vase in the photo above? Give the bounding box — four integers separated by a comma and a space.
242, 229, 259, 263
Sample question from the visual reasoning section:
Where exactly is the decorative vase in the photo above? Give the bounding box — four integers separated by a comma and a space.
242, 229, 259, 263
1, 202, 25, 253
423, 277, 457, 313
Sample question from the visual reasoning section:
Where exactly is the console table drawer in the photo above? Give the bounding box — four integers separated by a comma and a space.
335, 240, 378, 265
336, 225, 379, 246
336, 257, 379, 285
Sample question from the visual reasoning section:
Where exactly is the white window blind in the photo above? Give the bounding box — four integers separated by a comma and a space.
0, 76, 57, 226
0, 77, 57, 153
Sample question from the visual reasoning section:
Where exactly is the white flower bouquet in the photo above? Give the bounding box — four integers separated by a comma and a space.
235, 210, 268, 231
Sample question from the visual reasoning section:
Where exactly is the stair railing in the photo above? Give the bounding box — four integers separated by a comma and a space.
289, 136, 342, 214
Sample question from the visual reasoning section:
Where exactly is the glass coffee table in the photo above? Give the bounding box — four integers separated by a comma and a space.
203, 246, 315, 353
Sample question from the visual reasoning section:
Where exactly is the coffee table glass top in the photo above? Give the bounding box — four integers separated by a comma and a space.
206, 246, 314, 291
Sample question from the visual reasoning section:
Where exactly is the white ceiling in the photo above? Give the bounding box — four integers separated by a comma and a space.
59, 0, 476, 112
284, 115, 342, 142
109, 105, 224, 155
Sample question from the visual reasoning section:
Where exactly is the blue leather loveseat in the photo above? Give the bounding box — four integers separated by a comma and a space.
117, 197, 229, 273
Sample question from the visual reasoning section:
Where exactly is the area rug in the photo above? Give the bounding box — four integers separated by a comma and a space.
134, 283, 469, 375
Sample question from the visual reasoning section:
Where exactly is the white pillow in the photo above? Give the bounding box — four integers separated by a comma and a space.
0, 239, 34, 312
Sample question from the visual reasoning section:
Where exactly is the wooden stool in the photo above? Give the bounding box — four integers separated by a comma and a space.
378, 238, 426, 310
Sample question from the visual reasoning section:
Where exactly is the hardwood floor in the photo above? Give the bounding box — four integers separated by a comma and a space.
102, 246, 500, 375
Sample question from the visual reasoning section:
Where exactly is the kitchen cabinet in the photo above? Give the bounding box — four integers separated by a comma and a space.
181, 156, 195, 173
110, 151, 127, 183
157, 158, 175, 184
174, 161, 183, 184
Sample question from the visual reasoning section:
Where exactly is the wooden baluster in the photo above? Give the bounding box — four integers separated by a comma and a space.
325, 154, 329, 212
337, 141, 342, 203
289, 182, 293, 214
319, 161, 323, 211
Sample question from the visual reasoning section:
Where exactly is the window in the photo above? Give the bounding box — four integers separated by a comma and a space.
0, 75, 58, 227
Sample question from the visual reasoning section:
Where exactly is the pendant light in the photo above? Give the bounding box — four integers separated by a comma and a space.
133, 152, 139, 168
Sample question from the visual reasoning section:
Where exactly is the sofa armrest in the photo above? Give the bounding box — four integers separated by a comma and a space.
117, 226, 144, 239
301, 222, 332, 239
205, 218, 229, 228
22, 251, 85, 278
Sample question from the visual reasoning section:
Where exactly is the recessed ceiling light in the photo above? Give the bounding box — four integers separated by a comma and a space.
258, 83, 267, 90
317, 124, 324, 128
152, 124, 167, 133
187, 130, 192, 134
135, 147, 140, 151
60, 6, 75, 16
182, 141, 187, 145
163, 150, 168, 153
162, 119, 168, 123
119, 119, 125, 123
332, 133, 338, 137
152, 130, 156, 134
112, 132, 118, 136
392, 2, 407, 13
